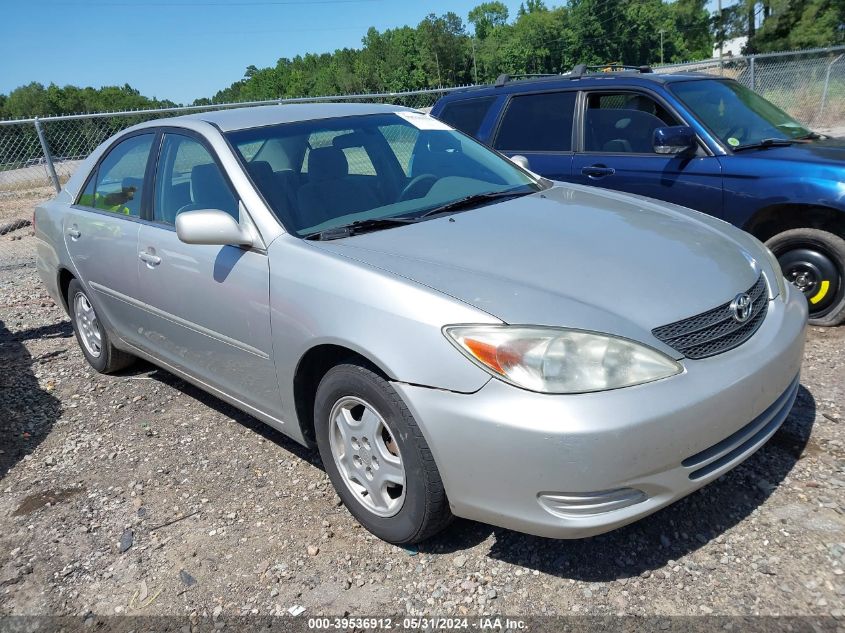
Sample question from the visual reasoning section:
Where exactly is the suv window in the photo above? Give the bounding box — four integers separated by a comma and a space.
154, 134, 238, 225
583, 92, 679, 154
494, 91, 576, 152
78, 134, 153, 217
438, 97, 495, 136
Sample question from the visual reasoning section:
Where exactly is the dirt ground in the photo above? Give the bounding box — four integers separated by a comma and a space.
0, 212, 843, 622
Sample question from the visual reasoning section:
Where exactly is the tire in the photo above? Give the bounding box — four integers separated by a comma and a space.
766, 228, 845, 327
68, 279, 135, 373
314, 362, 452, 544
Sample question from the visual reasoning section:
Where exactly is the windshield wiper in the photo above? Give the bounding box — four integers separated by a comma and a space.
732, 138, 795, 151
410, 189, 532, 221
795, 131, 823, 140
303, 217, 416, 241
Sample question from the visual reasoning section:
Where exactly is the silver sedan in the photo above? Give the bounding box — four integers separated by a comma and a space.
34, 103, 807, 543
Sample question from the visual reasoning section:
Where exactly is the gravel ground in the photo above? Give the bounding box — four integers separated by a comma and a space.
0, 223, 844, 621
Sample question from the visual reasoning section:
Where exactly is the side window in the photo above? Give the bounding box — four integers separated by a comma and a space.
437, 97, 495, 136
583, 92, 680, 154
154, 134, 238, 225
78, 134, 153, 217
494, 91, 577, 152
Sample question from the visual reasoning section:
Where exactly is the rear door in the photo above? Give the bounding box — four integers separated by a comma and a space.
571, 90, 723, 214
490, 90, 577, 180
135, 131, 280, 415
63, 132, 155, 345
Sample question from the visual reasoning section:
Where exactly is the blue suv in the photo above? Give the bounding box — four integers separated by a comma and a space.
431, 67, 845, 325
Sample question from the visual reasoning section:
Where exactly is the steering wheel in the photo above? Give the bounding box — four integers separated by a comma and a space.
399, 174, 438, 202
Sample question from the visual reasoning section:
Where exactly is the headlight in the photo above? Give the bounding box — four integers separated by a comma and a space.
444, 325, 682, 394
763, 246, 788, 300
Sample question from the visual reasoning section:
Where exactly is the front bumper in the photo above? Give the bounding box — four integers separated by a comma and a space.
394, 285, 808, 539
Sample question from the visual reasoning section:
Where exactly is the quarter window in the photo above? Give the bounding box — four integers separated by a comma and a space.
438, 97, 496, 136
153, 134, 238, 225
583, 92, 679, 154
494, 92, 577, 152
78, 134, 153, 217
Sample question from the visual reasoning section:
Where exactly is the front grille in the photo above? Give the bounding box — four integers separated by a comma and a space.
652, 274, 768, 359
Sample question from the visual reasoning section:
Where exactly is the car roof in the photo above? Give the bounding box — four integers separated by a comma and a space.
436, 72, 719, 102
161, 102, 416, 132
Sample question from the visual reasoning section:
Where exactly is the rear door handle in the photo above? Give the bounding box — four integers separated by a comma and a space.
139, 251, 161, 266
67, 227, 81, 239
581, 165, 616, 178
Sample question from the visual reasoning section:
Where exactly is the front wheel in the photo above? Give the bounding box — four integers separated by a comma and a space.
314, 362, 452, 544
767, 228, 845, 327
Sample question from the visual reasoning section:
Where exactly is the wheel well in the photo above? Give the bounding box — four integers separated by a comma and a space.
293, 344, 389, 445
745, 205, 845, 243
58, 268, 75, 313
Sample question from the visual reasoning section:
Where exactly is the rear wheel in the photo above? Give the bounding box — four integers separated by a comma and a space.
314, 362, 452, 544
766, 228, 845, 327
68, 279, 135, 373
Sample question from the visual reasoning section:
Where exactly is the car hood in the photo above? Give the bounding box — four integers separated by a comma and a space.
736, 137, 845, 164
311, 184, 765, 348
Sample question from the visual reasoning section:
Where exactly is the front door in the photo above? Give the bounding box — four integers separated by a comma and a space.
491, 90, 578, 181
135, 132, 280, 415
63, 132, 155, 346
571, 90, 723, 216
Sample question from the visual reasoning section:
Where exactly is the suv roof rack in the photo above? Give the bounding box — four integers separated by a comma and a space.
571, 63, 653, 78
494, 72, 562, 87
493, 64, 653, 87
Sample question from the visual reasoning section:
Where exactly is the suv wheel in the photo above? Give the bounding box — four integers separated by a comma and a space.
314, 362, 452, 543
68, 279, 135, 373
766, 228, 845, 326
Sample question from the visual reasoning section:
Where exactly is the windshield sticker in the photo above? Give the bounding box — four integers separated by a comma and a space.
396, 111, 453, 131
727, 137, 740, 147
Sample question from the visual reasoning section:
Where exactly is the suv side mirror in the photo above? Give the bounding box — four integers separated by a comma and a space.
176, 209, 256, 247
509, 155, 531, 170
653, 126, 697, 156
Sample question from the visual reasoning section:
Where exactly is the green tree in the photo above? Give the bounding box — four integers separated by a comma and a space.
468, 1, 510, 39
749, 0, 845, 51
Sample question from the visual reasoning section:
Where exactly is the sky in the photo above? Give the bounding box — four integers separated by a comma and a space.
0, 0, 528, 104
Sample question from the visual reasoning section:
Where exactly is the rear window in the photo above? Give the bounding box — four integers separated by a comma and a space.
494, 91, 577, 152
437, 97, 495, 136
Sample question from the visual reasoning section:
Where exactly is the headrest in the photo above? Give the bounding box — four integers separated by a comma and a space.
190, 163, 231, 207
308, 147, 348, 181
246, 160, 274, 184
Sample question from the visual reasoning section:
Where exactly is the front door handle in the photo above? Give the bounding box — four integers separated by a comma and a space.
67, 227, 81, 239
581, 165, 616, 178
139, 251, 161, 266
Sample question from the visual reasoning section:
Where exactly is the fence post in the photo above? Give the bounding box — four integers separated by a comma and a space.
818, 53, 844, 121
749, 55, 756, 91
33, 117, 61, 193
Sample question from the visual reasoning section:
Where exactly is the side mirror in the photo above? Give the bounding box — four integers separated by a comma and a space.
653, 126, 697, 156
510, 154, 531, 170
175, 209, 255, 247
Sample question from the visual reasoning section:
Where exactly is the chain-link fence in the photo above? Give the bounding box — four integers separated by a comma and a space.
2, 46, 844, 208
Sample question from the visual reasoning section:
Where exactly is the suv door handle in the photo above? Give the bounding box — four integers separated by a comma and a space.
67, 227, 81, 239
139, 251, 161, 266
581, 165, 616, 178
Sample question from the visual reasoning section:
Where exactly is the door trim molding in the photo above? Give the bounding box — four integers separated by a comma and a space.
89, 281, 270, 360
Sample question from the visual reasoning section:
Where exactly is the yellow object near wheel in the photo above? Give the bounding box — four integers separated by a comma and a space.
809, 280, 830, 305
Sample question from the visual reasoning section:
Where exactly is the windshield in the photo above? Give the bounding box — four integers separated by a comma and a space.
226, 112, 542, 236
670, 79, 811, 148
